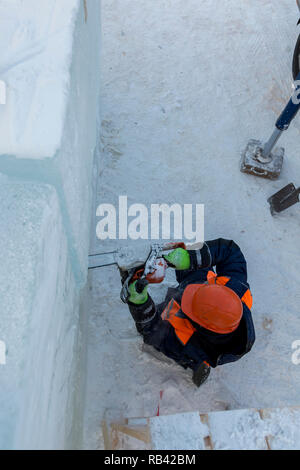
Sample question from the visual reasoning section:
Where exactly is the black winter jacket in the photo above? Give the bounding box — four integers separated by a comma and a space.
128, 239, 255, 370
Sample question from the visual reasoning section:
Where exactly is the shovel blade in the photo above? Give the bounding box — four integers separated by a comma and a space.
268, 183, 300, 214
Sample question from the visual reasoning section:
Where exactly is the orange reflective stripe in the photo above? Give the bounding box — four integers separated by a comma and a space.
161, 299, 196, 345
205, 272, 253, 311
161, 298, 181, 320
168, 314, 196, 345
207, 271, 230, 286
216, 276, 230, 286
241, 289, 253, 309
207, 271, 217, 284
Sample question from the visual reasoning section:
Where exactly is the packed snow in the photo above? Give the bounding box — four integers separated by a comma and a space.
149, 407, 300, 450
84, 0, 300, 449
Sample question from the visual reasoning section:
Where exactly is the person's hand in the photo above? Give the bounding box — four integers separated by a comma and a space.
163, 248, 191, 270
128, 279, 149, 305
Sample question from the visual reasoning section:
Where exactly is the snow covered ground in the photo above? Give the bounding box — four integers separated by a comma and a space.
103, 406, 300, 450
83, 0, 300, 449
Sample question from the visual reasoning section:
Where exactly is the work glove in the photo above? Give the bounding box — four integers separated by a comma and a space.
128, 279, 149, 305
163, 248, 191, 271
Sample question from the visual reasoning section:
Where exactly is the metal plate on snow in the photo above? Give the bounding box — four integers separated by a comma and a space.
240, 139, 284, 180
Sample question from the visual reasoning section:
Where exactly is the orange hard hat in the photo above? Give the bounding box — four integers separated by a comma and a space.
181, 284, 243, 334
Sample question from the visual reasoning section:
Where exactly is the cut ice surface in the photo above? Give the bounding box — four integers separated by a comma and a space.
0, 80, 6, 105
0, 0, 101, 449
54, 0, 101, 279
150, 412, 209, 450
0, 0, 79, 158
260, 408, 300, 450
0, 0, 101, 282
207, 409, 267, 450
0, 180, 79, 449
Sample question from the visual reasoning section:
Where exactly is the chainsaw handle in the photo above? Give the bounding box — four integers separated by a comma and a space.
162, 241, 186, 251
130, 242, 188, 290
135, 278, 149, 293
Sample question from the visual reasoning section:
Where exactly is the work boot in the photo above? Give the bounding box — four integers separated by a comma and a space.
192, 362, 211, 388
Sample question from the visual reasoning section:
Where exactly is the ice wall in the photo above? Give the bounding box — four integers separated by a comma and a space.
0, 0, 101, 449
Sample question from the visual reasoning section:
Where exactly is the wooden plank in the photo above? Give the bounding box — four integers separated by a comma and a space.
101, 420, 111, 450
203, 435, 214, 450
110, 423, 151, 444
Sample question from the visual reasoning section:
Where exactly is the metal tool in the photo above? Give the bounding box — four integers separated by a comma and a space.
268, 183, 300, 214
241, 72, 300, 179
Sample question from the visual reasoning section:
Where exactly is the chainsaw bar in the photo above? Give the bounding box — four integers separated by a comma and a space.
88, 251, 117, 270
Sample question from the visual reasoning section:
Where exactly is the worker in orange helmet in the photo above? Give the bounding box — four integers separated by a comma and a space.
126, 239, 255, 387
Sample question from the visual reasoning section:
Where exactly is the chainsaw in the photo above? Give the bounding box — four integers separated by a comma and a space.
88, 242, 186, 303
